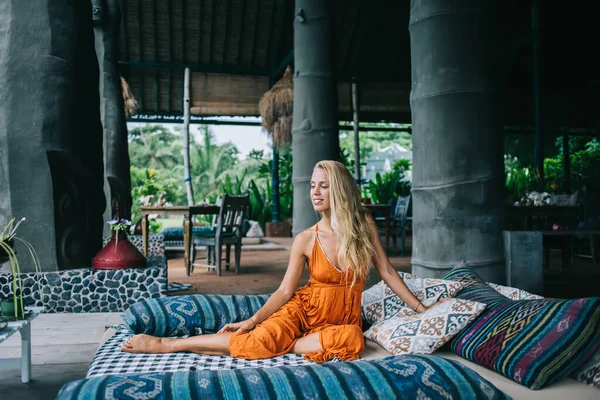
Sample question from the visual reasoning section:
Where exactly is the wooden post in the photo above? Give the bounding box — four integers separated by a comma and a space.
183, 67, 194, 206
271, 145, 281, 222
269, 76, 281, 223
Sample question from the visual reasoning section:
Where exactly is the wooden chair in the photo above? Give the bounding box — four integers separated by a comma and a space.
390, 195, 412, 256
189, 194, 249, 276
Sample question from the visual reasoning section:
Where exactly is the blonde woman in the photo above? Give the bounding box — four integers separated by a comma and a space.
122, 160, 427, 362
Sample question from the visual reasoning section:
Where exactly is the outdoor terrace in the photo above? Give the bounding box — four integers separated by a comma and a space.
1, 237, 599, 399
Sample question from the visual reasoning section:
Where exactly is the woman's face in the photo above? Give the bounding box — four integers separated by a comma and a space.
310, 168, 330, 212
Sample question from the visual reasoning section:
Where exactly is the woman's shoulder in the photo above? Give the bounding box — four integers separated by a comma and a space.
296, 225, 317, 241
290, 226, 317, 256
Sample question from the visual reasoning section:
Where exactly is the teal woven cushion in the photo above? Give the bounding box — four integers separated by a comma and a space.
192, 230, 235, 238
161, 226, 213, 239
444, 263, 600, 390
56, 354, 511, 400
122, 294, 270, 337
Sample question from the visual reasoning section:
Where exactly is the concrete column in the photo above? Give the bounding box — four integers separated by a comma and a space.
291, 1, 340, 236
0, 1, 105, 272
409, 0, 505, 282
93, 0, 133, 229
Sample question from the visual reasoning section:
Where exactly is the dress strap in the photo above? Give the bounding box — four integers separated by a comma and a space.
315, 223, 319, 232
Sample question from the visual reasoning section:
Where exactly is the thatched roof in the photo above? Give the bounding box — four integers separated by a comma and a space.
259, 66, 293, 149
121, 77, 138, 119
116, 0, 600, 128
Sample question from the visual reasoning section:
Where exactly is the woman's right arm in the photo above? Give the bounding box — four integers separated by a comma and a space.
218, 230, 310, 333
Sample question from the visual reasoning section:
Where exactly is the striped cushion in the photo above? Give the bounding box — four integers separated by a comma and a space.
56, 354, 511, 400
444, 263, 600, 390
122, 294, 270, 337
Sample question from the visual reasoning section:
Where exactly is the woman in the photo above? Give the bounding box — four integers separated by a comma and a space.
122, 160, 427, 362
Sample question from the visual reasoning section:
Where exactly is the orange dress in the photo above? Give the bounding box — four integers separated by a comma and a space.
229, 224, 365, 363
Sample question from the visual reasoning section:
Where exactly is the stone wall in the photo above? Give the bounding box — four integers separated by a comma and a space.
0, 256, 167, 313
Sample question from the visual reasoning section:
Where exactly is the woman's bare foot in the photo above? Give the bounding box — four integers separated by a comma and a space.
120, 334, 172, 353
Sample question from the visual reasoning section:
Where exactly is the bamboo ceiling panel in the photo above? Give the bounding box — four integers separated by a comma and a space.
190, 73, 269, 115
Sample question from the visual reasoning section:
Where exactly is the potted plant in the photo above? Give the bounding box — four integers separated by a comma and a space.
0, 217, 42, 320
91, 203, 146, 270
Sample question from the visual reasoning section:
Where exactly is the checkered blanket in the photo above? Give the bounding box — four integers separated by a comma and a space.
87, 325, 312, 378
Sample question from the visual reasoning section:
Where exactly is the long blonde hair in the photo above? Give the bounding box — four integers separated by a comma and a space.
314, 160, 375, 285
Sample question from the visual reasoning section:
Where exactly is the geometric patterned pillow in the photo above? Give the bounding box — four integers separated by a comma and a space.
361, 273, 464, 326
122, 294, 271, 337
486, 282, 544, 300
444, 263, 600, 390
364, 297, 486, 355
570, 349, 600, 389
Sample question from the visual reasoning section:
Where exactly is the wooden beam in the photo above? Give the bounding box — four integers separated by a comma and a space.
269, 0, 289, 68
343, 0, 363, 75
197, 0, 203, 63
128, 114, 262, 125
182, 0, 187, 62
236, 0, 246, 65
167, 0, 173, 111
250, 0, 261, 65
121, 1, 129, 59
208, 0, 216, 63
222, 0, 231, 64
137, 0, 144, 110
153, 0, 159, 112
264, 0, 277, 67
118, 61, 271, 75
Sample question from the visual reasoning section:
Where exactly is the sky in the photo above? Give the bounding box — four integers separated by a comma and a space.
127, 118, 273, 160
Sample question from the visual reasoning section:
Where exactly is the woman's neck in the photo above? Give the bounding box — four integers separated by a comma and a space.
319, 210, 332, 231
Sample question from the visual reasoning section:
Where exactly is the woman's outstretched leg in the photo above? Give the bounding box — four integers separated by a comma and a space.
121, 332, 233, 355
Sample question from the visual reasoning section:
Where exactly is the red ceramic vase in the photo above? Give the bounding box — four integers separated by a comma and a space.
91, 231, 146, 270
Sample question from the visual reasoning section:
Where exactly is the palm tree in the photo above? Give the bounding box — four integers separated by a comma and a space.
191, 125, 239, 200
128, 125, 182, 170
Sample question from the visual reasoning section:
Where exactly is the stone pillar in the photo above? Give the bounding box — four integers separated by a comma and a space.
291, 1, 340, 236
0, 1, 105, 272
409, 0, 505, 282
93, 0, 133, 229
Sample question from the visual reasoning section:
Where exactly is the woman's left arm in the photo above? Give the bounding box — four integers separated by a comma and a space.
367, 214, 428, 313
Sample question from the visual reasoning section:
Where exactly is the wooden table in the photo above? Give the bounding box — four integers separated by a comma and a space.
541, 229, 600, 266
363, 203, 393, 250
505, 205, 579, 230
140, 205, 220, 275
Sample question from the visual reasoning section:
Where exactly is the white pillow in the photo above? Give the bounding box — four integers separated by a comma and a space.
485, 282, 544, 300
364, 297, 486, 355
362, 273, 464, 326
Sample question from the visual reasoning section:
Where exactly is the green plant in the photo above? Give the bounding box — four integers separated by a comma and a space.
131, 169, 172, 233
363, 160, 412, 204
0, 218, 42, 319
107, 217, 132, 249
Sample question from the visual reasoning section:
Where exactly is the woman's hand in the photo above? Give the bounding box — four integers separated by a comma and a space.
217, 318, 257, 334
416, 303, 429, 313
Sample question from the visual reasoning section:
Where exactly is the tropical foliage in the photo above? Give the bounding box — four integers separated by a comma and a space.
362, 160, 412, 205
504, 137, 600, 203
127, 123, 417, 233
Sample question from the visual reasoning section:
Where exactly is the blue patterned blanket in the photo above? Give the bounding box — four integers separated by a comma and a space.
57, 354, 511, 399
